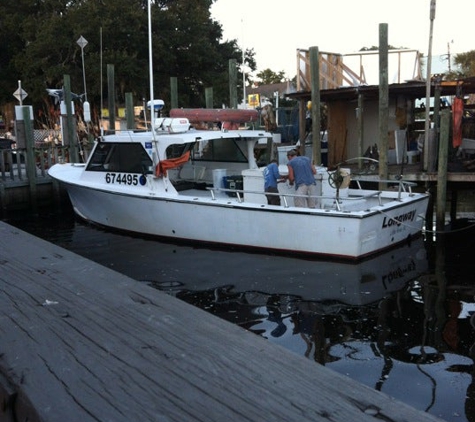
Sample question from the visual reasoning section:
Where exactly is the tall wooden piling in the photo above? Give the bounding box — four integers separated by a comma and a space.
170, 77, 178, 109
378, 23, 389, 184
64, 75, 79, 163
125, 93, 134, 130
310, 46, 321, 165
205, 87, 213, 109
107, 64, 116, 132
22, 107, 37, 213
299, 99, 306, 146
229, 59, 238, 109
436, 109, 450, 233
357, 94, 364, 170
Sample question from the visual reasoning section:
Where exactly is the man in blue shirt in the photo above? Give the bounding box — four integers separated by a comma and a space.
287, 149, 317, 208
263, 159, 282, 205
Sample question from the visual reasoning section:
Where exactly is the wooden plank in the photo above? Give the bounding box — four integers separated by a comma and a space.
0, 222, 445, 422
327, 101, 347, 166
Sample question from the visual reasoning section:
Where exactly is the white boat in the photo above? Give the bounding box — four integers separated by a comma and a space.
48, 113, 429, 260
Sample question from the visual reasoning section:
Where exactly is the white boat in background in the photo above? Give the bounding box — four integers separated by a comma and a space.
49, 109, 430, 260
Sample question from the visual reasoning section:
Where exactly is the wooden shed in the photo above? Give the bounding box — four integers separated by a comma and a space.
288, 49, 475, 168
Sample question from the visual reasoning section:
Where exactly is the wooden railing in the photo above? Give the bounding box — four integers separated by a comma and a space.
0, 145, 72, 182
296, 48, 423, 92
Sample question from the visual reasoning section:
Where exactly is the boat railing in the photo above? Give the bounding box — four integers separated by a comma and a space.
207, 187, 383, 210
352, 177, 418, 201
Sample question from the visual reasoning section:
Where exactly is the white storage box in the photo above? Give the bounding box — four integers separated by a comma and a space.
242, 168, 266, 204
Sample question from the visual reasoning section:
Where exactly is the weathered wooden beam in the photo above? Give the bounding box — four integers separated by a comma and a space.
205, 87, 213, 109
436, 109, 450, 233
125, 92, 134, 130
0, 222, 445, 422
107, 64, 116, 132
170, 76, 178, 109
310, 46, 321, 165
63, 75, 79, 163
378, 23, 389, 185
22, 106, 37, 212
229, 59, 238, 109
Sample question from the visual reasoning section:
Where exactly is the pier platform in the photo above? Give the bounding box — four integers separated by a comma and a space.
0, 221, 445, 422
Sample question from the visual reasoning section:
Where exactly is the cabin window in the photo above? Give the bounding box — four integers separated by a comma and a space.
86, 142, 153, 174
165, 142, 194, 159
192, 138, 247, 163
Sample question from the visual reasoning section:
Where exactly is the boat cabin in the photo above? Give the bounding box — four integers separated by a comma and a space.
85, 121, 273, 192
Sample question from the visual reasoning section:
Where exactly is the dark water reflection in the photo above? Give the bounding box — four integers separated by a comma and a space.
5, 209, 475, 422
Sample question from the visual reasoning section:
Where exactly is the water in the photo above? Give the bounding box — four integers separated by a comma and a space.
5, 208, 475, 422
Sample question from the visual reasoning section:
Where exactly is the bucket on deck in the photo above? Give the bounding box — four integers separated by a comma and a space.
406, 151, 420, 164
212, 169, 227, 196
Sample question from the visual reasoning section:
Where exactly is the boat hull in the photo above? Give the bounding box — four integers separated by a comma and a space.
61, 180, 428, 260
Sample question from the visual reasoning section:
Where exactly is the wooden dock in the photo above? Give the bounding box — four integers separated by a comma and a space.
0, 221, 445, 422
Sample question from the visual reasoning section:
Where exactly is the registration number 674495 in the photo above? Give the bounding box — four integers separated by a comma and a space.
105, 173, 139, 186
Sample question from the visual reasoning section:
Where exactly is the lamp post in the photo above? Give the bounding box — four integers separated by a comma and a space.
77, 35, 91, 122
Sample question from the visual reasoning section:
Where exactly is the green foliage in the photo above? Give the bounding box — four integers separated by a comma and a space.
453, 50, 475, 78
0, 0, 252, 123
255, 68, 286, 85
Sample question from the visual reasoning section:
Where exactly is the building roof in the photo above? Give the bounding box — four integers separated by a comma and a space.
285, 77, 475, 103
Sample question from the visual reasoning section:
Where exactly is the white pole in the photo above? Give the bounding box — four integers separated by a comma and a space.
241, 19, 246, 107
18, 80, 23, 106
100, 27, 103, 135
148, 0, 155, 133
242, 53, 246, 107
77, 36, 90, 122
423, 0, 436, 171
81, 45, 87, 102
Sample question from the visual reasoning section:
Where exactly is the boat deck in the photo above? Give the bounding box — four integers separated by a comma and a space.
173, 179, 415, 212
0, 221, 445, 422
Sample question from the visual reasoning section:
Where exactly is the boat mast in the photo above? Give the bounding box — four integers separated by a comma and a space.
147, 0, 161, 175
148, 0, 156, 135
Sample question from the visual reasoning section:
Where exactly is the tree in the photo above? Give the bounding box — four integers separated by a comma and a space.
0, 0, 249, 125
152, 0, 258, 108
255, 69, 286, 85
452, 50, 475, 78
0, 0, 27, 104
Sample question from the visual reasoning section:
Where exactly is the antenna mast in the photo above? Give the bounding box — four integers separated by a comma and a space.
148, 0, 155, 134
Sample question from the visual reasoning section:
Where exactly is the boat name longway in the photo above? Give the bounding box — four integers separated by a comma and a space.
382, 209, 416, 228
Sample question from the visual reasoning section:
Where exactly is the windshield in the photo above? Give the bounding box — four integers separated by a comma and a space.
86, 142, 153, 174
192, 137, 248, 163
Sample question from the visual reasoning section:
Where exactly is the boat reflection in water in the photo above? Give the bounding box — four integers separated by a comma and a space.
144, 237, 473, 422
153, 235, 427, 310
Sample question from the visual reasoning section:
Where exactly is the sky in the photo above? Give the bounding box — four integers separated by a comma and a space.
210, 0, 474, 79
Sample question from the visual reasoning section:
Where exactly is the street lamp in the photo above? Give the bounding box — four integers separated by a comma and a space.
77, 35, 91, 122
